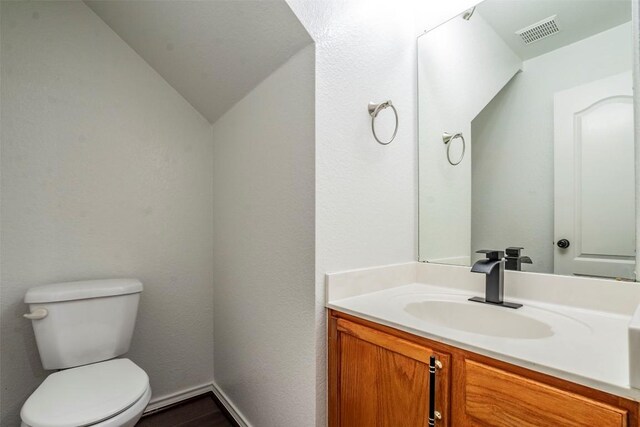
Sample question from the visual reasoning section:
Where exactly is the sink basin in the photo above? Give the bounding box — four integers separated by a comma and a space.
404, 300, 554, 339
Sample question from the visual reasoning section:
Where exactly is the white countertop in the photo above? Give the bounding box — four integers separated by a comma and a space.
326, 262, 640, 401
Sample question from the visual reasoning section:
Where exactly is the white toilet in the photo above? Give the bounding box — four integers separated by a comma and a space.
20, 279, 152, 427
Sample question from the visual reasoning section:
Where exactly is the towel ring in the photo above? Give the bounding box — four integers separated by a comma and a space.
442, 131, 465, 165
368, 101, 398, 145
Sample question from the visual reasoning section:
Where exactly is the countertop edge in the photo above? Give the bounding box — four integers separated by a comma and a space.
327, 302, 640, 403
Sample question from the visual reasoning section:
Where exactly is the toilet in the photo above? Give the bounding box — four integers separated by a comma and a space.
20, 279, 151, 427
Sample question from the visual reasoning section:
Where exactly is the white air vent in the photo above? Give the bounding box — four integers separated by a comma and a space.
516, 15, 560, 45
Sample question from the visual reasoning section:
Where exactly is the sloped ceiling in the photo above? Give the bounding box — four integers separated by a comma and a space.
477, 0, 630, 60
85, 0, 312, 123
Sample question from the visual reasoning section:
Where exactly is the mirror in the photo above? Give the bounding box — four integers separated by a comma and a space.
417, 0, 636, 280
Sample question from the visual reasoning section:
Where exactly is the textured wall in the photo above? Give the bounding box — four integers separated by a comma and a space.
211, 45, 315, 426
0, 2, 214, 424
471, 23, 631, 272
634, 0, 640, 279
285, 1, 478, 425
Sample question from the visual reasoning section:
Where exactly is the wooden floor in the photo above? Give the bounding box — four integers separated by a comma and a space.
137, 393, 235, 427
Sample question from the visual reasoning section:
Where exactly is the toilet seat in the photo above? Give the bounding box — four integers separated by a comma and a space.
21, 359, 150, 427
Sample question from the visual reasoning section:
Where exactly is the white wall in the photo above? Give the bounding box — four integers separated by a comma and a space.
212, 1, 483, 423
211, 45, 315, 426
283, 1, 479, 425
0, 2, 214, 424
633, 0, 640, 279
417, 11, 521, 264
471, 22, 632, 272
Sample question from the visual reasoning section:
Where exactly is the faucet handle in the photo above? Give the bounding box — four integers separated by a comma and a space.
505, 247, 524, 257
476, 249, 504, 261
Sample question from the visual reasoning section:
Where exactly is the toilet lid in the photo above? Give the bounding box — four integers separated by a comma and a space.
21, 358, 149, 427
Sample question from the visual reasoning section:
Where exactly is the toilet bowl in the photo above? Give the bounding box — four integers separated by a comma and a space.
21, 386, 151, 427
20, 358, 152, 427
20, 279, 150, 427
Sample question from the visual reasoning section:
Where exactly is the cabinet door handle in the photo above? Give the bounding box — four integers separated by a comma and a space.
428, 355, 440, 426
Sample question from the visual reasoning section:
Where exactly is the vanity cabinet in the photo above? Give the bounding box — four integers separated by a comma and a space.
460, 359, 629, 426
329, 315, 450, 426
328, 310, 640, 427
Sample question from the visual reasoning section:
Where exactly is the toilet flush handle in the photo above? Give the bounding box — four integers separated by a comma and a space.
24, 308, 48, 320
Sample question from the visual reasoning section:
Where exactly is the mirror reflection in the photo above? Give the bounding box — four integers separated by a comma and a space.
418, 0, 636, 280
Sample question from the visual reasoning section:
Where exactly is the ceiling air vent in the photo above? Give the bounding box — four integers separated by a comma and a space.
516, 15, 560, 45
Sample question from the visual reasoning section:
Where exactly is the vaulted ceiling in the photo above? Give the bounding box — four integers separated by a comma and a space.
85, 0, 312, 123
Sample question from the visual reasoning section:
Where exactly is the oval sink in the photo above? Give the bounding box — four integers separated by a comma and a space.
404, 300, 554, 339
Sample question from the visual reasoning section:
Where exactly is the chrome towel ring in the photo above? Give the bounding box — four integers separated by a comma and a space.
368, 100, 398, 145
442, 131, 465, 165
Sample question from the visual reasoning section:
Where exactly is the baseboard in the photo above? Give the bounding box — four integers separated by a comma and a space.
211, 381, 252, 427
142, 380, 251, 427
144, 382, 214, 414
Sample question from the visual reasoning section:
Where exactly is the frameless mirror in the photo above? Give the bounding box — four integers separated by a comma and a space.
418, 0, 636, 280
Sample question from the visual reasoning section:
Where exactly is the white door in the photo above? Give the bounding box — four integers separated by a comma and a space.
554, 71, 635, 280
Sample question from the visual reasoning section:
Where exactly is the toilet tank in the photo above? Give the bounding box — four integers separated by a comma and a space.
24, 279, 143, 370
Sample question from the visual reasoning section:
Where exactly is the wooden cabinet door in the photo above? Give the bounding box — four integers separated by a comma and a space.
330, 317, 450, 427
456, 359, 628, 427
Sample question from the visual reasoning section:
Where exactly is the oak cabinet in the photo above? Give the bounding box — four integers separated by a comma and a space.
329, 310, 639, 427
460, 360, 628, 426
332, 317, 450, 427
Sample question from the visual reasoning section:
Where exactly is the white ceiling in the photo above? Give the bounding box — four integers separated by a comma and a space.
85, 0, 312, 123
476, 0, 630, 60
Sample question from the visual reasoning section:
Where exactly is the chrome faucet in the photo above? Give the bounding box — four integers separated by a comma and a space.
469, 250, 522, 309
